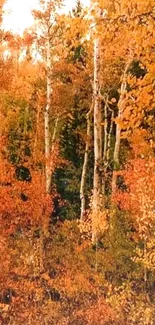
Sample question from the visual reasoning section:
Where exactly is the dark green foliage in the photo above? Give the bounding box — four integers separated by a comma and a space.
54, 98, 93, 220
15, 166, 31, 182
54, 109, 84, 220
98, 210, 137, 286
128, 60, 147, 79
54, 166, 81, 220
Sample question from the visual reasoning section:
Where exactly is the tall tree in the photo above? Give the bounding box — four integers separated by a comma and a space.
111, 60, 132, 194
80, 106, 92, 220
91, 2, 108, 242
33, 0, 63, 194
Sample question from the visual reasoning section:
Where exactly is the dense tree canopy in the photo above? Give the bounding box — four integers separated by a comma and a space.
0, 0, 155, 324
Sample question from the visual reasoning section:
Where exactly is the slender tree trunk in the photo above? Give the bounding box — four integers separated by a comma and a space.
51, 115, 59, 152
102, 96, 108, 197
107, 110, 114, 163
92, 36, 102, 242
80, 106, 92, 221
102, 97, 114, 204
45, 35, 52, 194
33, 104, 41, 164
103, 96, 108, 163
112, 61, 131, 194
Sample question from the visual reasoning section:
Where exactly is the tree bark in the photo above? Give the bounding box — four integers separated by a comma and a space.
102, 97, 114, 204
45, 35, 52, 194
107, 110, 114, 163
51, 116, 59, 152
102, 95, 108, 197
112, 61, 131, 194
92, 36, 102, 242
80, 106, 92, 221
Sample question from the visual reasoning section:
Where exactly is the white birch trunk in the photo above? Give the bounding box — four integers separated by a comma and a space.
107, 110, 114, 163
102, 96, 108, 197
102, 98, 114, 202
80, 107, 92, 221
45, 35, 52, 194
112, 61, 131, 194
92, 36, 102, 242
51, 116, 59, 152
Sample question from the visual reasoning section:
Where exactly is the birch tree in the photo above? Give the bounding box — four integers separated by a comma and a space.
45, 30, 52, 194
112, 60, 132, 195
33, 0, 62, 194
91, 3, 108, 242
102, 94, 114, 197
92, 34, 102, 212
80, 106, 92, 220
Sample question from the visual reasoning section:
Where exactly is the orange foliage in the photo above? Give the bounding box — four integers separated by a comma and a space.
115, 153, 155, 239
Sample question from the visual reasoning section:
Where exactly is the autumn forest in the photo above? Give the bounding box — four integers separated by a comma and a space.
0, 0, 155, 324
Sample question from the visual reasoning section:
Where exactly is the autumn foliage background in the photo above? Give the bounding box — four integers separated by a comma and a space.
0, 0, 155, 324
